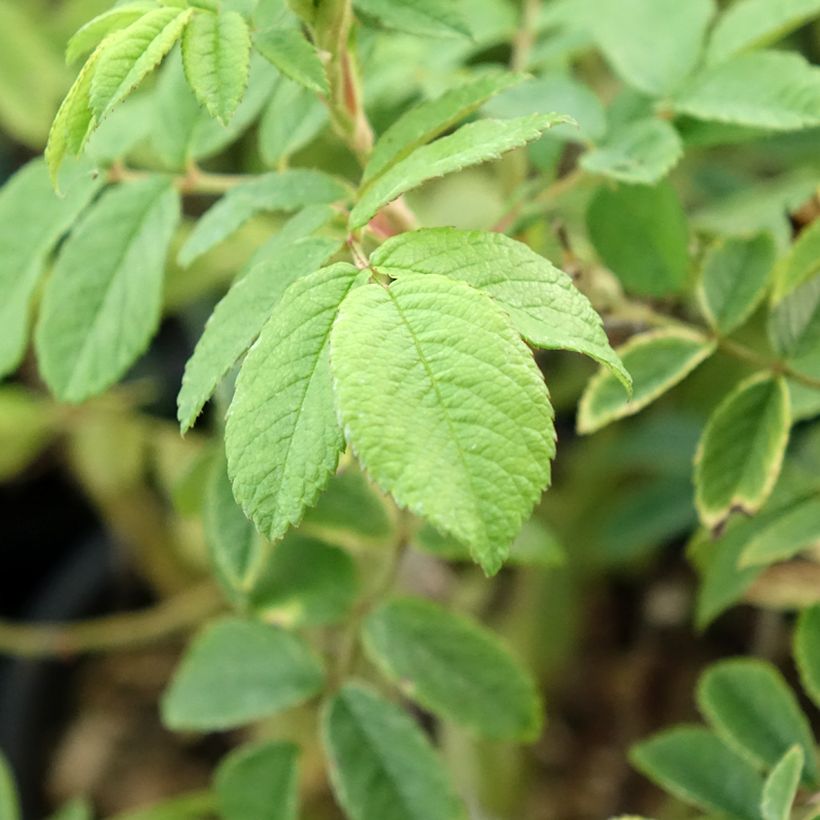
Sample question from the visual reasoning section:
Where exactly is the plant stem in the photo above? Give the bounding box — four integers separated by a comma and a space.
512, 0, 541, 72
107, 162, 249, 195
717, 337, 820, 391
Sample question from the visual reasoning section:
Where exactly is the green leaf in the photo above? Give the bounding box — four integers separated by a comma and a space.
0, 159, 101, 378
761, 746, 803, 820
589, 0, 715, 96
47, 798, 93, 820
363, 597, 542, 740
363, 70, 524, 184
215, 741, 299, 820
182, 9, 251, 124
178, 169, 346, 266
0, 387, 57, 481
370, 227, 630, 392
0, 751, 19, 820
161, 616, 324, 730
226, 263, 360, 542
587, 180, 690, 297
106, 791, 216, 820
253, 27, 328, 95
794, 605, 820, 709
66, 2, 157, 64
577, 328, 716, 435
768, 275, 820, 359
177, 235, 338, 431
35, 177, 180, 403
773, 220, 820, 302
349, 113, 570, 229
352, 0, 470, 39
707, 0, 820, 64
695, 374, 791, 531
322, 683, 462, 820
630, 726, 764, 820
580, 118, 683, 185
740, 495, 820, 567
674, 51, 820, 131
330, 275, 555, 575
697, 659, 818, 785
90, 7, 193, 119
698, 233, 776, 335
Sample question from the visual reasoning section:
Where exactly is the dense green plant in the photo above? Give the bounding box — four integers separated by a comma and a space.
0, 0, 819, 817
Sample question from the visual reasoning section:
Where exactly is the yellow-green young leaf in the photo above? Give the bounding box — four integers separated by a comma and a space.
182, 9, 251, 124
740, 495, 820, 567
330, 275, 555, 575
253, 27, 328, 95
370, 227, 630, 392
674, 51, 820, 131
773, 220, 820, 302
66, 2, 158, 64
362, 70, 524, 184
577, 328, 716, 435
698, 233, 776, 335
769, 275, 820, 359
580, 118, 683, 185
177, 235, 338, 431
0, 159, 101, 378
89, 7, 193, 119
35, 178, 180, 403
161, 617, 324, 730
587, 180, 690, 297
215, 741, 299, 820
352, 0, 470, 39
795, 605, 820, 708
630, 727, 764, 820
707, 0, 820, 64
589, 0, 715, 96
0, 751, 19, 820
349, 114, 570, 229
697, 659, 818, 785
363, 598, 543, 740
694, 374, 791, 531
322, 684, 463, 820
0, 387, 56, 481
761, 746, 804, 820
178, 169, 347, 266
226, 264, 361, 543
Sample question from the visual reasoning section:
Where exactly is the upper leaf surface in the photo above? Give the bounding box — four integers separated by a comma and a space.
66, 2, 157, 64
768, 274, 820, 359
253, 27, 328, 95
226, 263, 360, 543
370, 227, 630, 391
35, 177, 180, 403
330, 274, 555, 575
349, 114, 570, 229
352, 0, 470, 39
773, 220, 820, 302
795, 605, 820, 709
740, 495, 820, 567
761, 746, 804, 820
0, 751, 19, 820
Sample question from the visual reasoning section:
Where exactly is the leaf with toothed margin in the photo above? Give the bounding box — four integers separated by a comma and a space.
226, 263, 361, 543
329, 274, 555, 575
370, 227, 630, 392
352, 0, 471, 39
695, 373, 791, 531
253, 27, 328, 95
65, 2, 158, 65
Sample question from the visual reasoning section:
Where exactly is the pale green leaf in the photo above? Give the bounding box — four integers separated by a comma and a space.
178, 169, 345, 266
47, 798, 93, 820
761, 746, 804, 820
35, 177, 180, 403
363, 597, 542, 740
182, 9, 251, 124
740, 495, 820, 567
630, 727, 764, 820
253, 27, 328, 95
794, 605, 820, 708
226, 263, 360, 542
177, 236, 338, 431
330, 274, 555, 575
353, 0, 470, 39
349, 114, 570, 229
0, 751, 19, 820
697, 659, 818, 785
674, 51, 820, 131
590, 0, 715, 96
0, 159, 101, 378
322, 683, 462, 820
773, 220, 820, 302
370, 227, 630, 392
363, 70, 523, 184
578, 328, 716, 435
587, 180, 690, 297
698, 233, 776, 334
161, 616, 324, 730
66, 2, 157, 65
215, 741, 299, 820
580, 118, 683, 185
695, 374, 791, 530
769, 274, 820, 359
707, 0, 820, 64
90, 7, 193, 119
